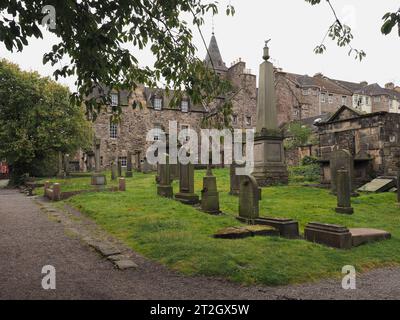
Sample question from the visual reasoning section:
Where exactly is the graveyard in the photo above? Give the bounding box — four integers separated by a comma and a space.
35, 167, 400, 286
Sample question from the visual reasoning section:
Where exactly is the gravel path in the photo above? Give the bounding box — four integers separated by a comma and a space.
0, 188, 399, 300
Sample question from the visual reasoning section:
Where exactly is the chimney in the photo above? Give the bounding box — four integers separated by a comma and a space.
395, 86, 400, 93
360, 81, 368, 87
385, 82, 395, 90
314, 73, 324, 78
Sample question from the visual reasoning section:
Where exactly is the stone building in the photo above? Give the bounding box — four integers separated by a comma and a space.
79, 34, 257, 171
316, 105, 400, 187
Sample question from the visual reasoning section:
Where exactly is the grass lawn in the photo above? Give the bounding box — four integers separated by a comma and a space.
47, 168, 400, 286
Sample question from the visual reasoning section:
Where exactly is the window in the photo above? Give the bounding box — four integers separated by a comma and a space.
110, 121, 118, 139
181, 125, 190, 141
374, 96, 381, 103
232, 115, 238, 125
111, 93, 119, 107
302, 89, 310, 96
119, 156, 127, 167
153, 98, 163, 110
245, 116, 252, 126
342, 96, 347, 105
366, 97, 370, 105
320, 93, 326, 103
100, 156, 103, 166
328, 94, 333, 104
181, 100, 189, 113
153, 124, 162, 141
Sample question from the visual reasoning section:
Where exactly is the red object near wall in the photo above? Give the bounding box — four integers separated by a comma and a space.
0, 161, 9, 176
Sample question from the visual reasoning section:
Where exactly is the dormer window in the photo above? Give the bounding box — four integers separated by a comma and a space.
153, 97, 163, 110
181, 100, 189, 113
111, 93, 119, 107
232, 115, 238, 125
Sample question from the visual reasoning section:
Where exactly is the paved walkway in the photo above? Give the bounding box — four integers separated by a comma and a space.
0, 189, 399, 300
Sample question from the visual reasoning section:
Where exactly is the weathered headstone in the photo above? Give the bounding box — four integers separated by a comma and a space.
111, 160, 118, 180
229, 161, 245, 196
175, 161, 199, 205
398, 170, 400, 204
335, 168, 354, 214
141, 157, 152, 174
57, 151, 65, 178
63, 154, 70, 176
304, 222, 352, 249
330, 149, 354, 194
157, 154, 173, 198
118, 177, 126, 191
126, 152, 133, 178
201, 167, 221, 214
117, 158, 122, 177
238, 175, 261, 220
253, 41, 288, 186
91, 138, 107, 186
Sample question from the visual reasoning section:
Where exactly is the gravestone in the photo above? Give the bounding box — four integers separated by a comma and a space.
330, 149, 354, 194
157, 154, 173, 198
118, 177, 126, 191
253, 41, 288, 186
63, 154, 70, 176
238, 175, 261, 220
91, 138, 107, 186
141, 157, 152, 174
398, 170, 400, 204
57, 151, 66, 178
126, 152, 133, 178
304, 222, 352, 249
335, 168, 354, 214
358, 178, 396, 193
175, 161, 199, 205
350, 228, 391, 247
229, 161, 245, 196
117, 158, 122, 177
111, 160, 118, 180
201, 167, 221, 214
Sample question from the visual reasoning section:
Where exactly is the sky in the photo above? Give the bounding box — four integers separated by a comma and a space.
1, 0, 399, 91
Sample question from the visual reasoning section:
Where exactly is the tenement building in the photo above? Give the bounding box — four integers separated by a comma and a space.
77, 34, 257, 171
72, 35, 400, 173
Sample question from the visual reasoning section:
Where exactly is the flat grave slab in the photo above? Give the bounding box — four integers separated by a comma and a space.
237, 216, 299, 239
214, 225, 279, 239
350, 228, 391, 247
304, 222, 352, 249
358, 178, 396, 193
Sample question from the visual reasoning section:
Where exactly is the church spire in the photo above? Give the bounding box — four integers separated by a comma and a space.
204, 34, 227, 72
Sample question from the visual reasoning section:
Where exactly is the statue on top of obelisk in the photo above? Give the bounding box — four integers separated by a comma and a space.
253, 40, 288, 187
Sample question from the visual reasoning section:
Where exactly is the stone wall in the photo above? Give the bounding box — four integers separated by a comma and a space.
317, 112, 400, 185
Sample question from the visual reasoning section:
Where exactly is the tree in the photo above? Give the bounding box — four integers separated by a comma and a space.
0, 59, 92, 184
0, 1, 235, 120
285, 122, 313, 149
307, 0, 399, 61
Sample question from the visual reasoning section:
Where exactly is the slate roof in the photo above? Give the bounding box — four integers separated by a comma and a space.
204, 34, 228, 72
329, 79, 367, 93
284, 72, 352, 95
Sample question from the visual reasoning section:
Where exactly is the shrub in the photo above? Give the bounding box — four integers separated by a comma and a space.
301, 156, 319, 166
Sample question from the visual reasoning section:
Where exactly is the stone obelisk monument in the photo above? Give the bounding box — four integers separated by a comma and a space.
253, 40, 288, 186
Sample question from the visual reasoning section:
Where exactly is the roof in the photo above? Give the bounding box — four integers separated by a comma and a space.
355, 83, 390, 97
204, 34, 228, 72
283, 72, 352, 95
329, 79, 367, 93
317, 105, 366, 125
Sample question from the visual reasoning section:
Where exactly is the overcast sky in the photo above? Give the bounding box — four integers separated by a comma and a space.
1, 0, 399, 91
